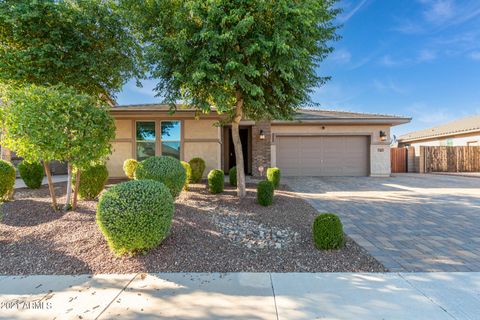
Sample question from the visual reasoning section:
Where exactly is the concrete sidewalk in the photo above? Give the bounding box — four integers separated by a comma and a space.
0, 273, 479, 320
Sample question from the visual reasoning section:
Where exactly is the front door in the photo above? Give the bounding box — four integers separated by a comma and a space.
225, 127, 251, 175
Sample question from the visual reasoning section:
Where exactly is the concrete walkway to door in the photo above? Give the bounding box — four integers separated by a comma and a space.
285, 174, 480, 272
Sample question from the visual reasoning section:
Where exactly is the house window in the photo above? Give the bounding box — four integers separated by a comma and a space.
136, 121, 156, 161
161, 121, 181, 159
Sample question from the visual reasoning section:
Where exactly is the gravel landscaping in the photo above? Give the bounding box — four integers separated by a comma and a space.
0, 182, 385, 275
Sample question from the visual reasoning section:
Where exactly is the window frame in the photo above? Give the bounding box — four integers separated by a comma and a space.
134, 119, 183, 161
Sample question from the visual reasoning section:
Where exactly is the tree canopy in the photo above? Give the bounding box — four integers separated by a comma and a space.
0, 0, 144, 100
128, 0, 339, 120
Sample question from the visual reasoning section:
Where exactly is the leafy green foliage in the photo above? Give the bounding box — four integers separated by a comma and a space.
135, 156, 186, 198
0, 0, 144, 99
0, 83, 115, 170
72, 164, 109, 200
266, 167, 281, 189
123, 159, 139, 179
207, 169, 224, 194
18, 160, 43, 189
96, 180, 174, 256
0, 160, 15, 201
229, 166, 237, 187
257, 180, 274, 206
181, 161, 192, 190
127, 0, 339, 120
189, 157, 206, 183
312, 213, 344, 250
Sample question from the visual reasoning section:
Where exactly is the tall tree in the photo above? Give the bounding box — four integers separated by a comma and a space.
0, 0, 144, 102
0, 83, 115, 210
126, 0, 339, 197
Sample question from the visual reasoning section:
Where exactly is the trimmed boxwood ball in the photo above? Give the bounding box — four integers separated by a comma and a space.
312, 213, 344, 250
96, 179, 174, 256
229, 166, 237, 187
18, 160, 44, 189
72, 164, 109, 200
189, 157, 206, 183
181, 161, 192, 190
123, 159, 138, 179
0, 160, 16, 201
135, 156, 186, 198
257, 180, 274, 206
207, 169, 224, 194
266, 167, 281, 189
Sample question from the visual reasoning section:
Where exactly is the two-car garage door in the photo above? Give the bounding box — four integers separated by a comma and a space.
276, 136, 370, 176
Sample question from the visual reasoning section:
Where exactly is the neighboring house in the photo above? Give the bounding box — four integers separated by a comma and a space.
107, 104, 410, 178
398, 115, 480, 148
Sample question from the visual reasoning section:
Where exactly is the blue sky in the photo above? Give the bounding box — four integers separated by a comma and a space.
116, 0, 480, 137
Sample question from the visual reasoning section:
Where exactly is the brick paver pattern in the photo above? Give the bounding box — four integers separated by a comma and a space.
286, 174, 480, 272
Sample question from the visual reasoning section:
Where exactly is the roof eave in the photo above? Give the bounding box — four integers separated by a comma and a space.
272, 118, 411, 125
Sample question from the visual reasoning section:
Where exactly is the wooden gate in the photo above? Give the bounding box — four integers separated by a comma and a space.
423, 146, 480, 172
391, 147, 408, 173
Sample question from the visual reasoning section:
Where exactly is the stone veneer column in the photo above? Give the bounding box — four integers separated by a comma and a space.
251, 121, 271, 177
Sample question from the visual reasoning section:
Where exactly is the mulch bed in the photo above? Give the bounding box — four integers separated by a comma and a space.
0, 182, 385, 275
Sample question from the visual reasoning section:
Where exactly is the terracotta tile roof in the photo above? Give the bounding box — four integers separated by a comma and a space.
398, 114, 480, 142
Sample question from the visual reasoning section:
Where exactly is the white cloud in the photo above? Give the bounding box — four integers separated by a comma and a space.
422, 0, 455, 23
407, 102, 451, 124
469, 51, 480, 60
330, 48, 352, 64
338, 0, 370, 23
417, 49, 437, 62
373, 79, 408, 94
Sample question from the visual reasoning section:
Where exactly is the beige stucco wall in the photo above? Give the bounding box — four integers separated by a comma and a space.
107, 117, 222, 178
270, 124, 392, 176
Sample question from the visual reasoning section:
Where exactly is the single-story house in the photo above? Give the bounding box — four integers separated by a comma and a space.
398, 115, 480, 148
107, 104, 411, 178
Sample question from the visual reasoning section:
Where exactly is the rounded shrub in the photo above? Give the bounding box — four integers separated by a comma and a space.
312, 213, 344, 250
257, 180, 274, 206
18, 160, 44, 189
266, 167, 281, 189
72, 164, 109, 200
207, 169, 224, 194
0, 160, 16, 200
135, 156, 186, 198
181, 161, 192, 190
189, 157, 206, 183
229, 166, 237, 187
123, 159, 138, 179
96, 179, 174, 256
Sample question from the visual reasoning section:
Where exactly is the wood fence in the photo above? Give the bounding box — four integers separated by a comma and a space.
423, 146, 480, 172
391, 147, 408, 173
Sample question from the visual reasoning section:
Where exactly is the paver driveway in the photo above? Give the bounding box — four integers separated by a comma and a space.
285, 174, 480, 272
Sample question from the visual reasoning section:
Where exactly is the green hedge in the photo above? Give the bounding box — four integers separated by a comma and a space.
181, 161, 192, 190
189, 157, 205, 183
0, 160, 15, 201
18, 160, 44, 189
123, 159, 138, 179
257, 180, 274, 206
73, 164, 109, 200
266, 167, 281, 189
135, 156, 186, 198
207, 169, 224, 194
312, 213, 344, 250
96, 179, 174, 256
229, 166, 237, 187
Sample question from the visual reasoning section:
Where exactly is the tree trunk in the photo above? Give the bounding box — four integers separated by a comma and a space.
0, 145, 11, 162
232, 90, 246, 198
44, 161, 58, 210
72, 169, 81, 210
64, 163, 73, 211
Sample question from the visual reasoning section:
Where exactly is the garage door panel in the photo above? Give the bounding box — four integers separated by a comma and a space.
276, 135, 369, 177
